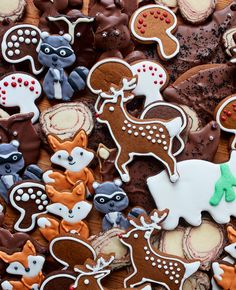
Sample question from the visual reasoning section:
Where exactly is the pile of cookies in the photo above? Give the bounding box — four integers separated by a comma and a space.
0, 0, 235, 289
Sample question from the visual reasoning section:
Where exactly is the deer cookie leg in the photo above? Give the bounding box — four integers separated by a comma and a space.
155, 153, 179, 183
115, 150, 132, 182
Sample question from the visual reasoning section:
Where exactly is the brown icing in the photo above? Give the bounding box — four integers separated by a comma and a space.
163, 64, 236, 124
0, 113, 41, 166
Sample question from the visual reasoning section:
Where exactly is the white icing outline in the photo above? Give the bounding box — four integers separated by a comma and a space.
48, 16, 94, 45
9, 182, 47, 232
40, 273, 76, 290
140, 102, 187, 156
120, 227, 200, 289
215, 95, 236, 150
1, 24, 44, 75
130, 5, 180, 59
49, 236, 96, 270
147, 150, 236, 230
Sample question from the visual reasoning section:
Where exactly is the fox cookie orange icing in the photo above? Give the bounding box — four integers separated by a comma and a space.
119, 209, 200, 288
130, 5, 179, 60
43, 130, 95, 194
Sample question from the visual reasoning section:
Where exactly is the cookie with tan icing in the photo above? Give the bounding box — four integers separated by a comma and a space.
0, 0, 26, 22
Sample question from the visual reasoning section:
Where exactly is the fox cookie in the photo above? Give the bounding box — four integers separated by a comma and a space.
130, 4, 179, 60
0, 240, 45, 290
37, 182, 92, 241
43, 130, 95, 194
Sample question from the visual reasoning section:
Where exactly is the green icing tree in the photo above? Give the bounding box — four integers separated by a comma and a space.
210, 164, 236, 206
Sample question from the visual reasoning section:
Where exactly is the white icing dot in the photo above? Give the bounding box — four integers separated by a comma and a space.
32, 38, 38, 44
41, 194, 47, 200
134, 233, 138, 239
146, 251, 150, 255
38, 205, 44, 210
150, 257, 154, 261
17, 189, 24, 195
174, 263, 178, 266
133, 125, 136, 129
127, 124, 131, 128
159, 128, 164, 132
141, 132, 146, 137
175, 280, 179, 284
157, 259, 161, 263
153, 126, 157, 130
152, 262, 156, 266
16, 196, 21, 201
19, 37, 24, 42
170, 276, 174, 280
176, 274, 179, 278
170, 267, 173, 270
15, 50, 20, 55
149, 130, 154, 134
144, 246, 148, 250
25, 38, 31, 44
164, 146, 168, 150
161, 134, 166, 139
172, 271, 175, 275
158, 265, 162, 269
177, 268, 181, 272
157, 139, 162, 144
124, 120, 128, 124
11, 35, 17, 41
28, 188, 33, 194
122, 127, 126, 131
14, 42, 20, 48
7, 42, 13, 48
84, 279, 90, 285
36, 199, 41, 204
17, 30, 23, 36
165, 271, 169, 275
164, 265, 168, 269
147, 136, 151, 140
8, 50, 14, 56
163, 141, 167, 145
31, 30, 37, 36
163, 261, 166, 264
21, 193, 29, 202
152, 139, 156, 144
209, 135, 214, 141
139, 127, 143, 131
146, 125, 151, 130
145, 257, 149, 260
134, 132, 139, 136
128, 130, 132, 134
109, 106, 114, 112
43, 200, 48, 205
31, 194, 36, 199
37, 191, 42, 196
169, 262, 173, 265
156, 134, 159, 137
25, 30, 30, 35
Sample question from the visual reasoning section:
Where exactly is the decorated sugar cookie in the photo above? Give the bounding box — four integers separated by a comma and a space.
88, 65, 187, 182
0, 240, 45, 290
212, 226, 236, 290
0, 73, 42, 124
147, 150, 236, 230
129, 5, 179, 60
119, 209, 200, 288
1, 24, 43, 75
215, 94, 236, 149
38, 182, 92, 241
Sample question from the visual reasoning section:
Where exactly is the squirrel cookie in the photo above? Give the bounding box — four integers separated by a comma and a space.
130, 4, 179, 60
119, 209, 200, 288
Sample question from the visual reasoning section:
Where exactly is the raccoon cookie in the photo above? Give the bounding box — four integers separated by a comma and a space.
40, 102, 94, 140
215, 94, 236, 149
0, 0, 26, 22
178, 0, 216, 24
0, 113, 41, 166
164, 64, 236, 124
182, 219, 225, 271
49, 235, 96, 270
119, 209, 200, 288
130, 4, 179, 60
89, 228, 130, 270
9, 181, 49, 232
1, 24, 43, 75
40, 270, 76, 290
0, 73, 42, 124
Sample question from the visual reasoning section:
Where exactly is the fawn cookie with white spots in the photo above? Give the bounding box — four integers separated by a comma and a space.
119, 209, 200, 289
88, 62, 187, 183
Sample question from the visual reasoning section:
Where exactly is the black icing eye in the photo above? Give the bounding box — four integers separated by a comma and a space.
59, 208, 62, 211
80, 152, 83, 156
113, 194, 125, 202
59, 49, 66, 56
77, 206, 80, 209
14, 266, 18, 270
33, 261, 37, 264
58, 155, 61, 159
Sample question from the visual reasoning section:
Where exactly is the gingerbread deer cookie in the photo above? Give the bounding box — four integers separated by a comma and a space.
130, 5, 179, 60
88, 61, 187, 182
119, 209, 200, 288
